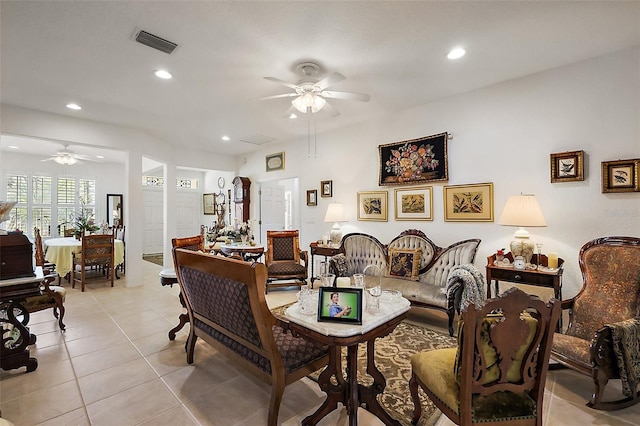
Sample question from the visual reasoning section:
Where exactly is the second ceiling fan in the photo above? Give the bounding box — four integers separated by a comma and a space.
261, 62, 370, 117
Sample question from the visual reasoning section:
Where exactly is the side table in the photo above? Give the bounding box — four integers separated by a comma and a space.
309, 242, 341, 287
486, 253, 564, 329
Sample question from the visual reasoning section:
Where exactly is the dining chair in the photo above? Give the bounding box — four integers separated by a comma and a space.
264, 230, 308, 292
409, 287, 560, 426
71, 230, 115, 292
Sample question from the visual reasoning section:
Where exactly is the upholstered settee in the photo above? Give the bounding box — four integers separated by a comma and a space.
330, 229, 481, 335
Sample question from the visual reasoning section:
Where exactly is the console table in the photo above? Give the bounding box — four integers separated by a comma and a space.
309, 242, 341, 286
283, 296, 410, 425
0, 267, 44, 372
486, 253, 564, 329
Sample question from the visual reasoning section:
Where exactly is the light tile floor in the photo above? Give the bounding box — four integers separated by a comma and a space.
1, 259, 638, 425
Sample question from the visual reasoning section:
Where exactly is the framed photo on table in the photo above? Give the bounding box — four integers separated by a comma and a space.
317, 287, 363, 324
394, 186, 433, 221
357, 191, 388, 221
550, 150, 584, 182
443, 182, 494, 222
601, 159, 640, 193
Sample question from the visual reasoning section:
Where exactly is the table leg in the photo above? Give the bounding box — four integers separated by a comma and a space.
1, 301, 38, 372
346, 345, 360, 426
302, 346, 344, 426
359, 340, 401, 426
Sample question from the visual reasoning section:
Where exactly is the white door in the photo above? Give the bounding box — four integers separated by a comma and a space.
143, 188, 164, 254
260, 182, 286, 244
176, 191, 200, 237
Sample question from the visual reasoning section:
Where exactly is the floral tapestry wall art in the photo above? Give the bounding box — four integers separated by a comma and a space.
378, 132, 448, 186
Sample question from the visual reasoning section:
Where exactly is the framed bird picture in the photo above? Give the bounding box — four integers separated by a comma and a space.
550, 150, 584, 183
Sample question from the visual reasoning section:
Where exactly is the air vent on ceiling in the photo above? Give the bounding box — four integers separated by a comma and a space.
135, 30, 177, 54
239, 134, 277, 146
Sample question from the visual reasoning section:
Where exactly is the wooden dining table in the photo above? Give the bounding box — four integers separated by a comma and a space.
44, 237, 125, 278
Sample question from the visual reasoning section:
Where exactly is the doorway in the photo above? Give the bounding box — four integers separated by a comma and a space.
259, 177, 299, 244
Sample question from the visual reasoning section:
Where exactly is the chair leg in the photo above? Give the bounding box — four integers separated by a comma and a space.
56, 303, 66, 331
409, 373, 422, 425
186, 332, 198, 364
268, 375, 285, 426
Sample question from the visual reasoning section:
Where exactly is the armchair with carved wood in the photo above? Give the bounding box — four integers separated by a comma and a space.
551, 236, 640, 410
410, 287, 560, 426
264, 230, 308, 291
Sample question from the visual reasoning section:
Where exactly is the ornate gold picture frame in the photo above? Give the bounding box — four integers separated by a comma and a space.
394, 186, 433, 221
601, 158, 640, 193
443, 183, 494, 222
357, 191, 388, 221
550, 150, 584, 182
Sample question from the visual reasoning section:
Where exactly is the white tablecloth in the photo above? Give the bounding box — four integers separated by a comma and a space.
44, 237, 125, 277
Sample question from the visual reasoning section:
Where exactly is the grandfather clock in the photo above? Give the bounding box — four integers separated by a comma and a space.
232, 176, 251, 223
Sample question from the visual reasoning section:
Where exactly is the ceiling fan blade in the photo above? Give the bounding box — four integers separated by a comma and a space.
282, 105, 298, 118
264, 77, 299, 90
316, 72, 346, 90
41, 157, 55, 162
258, 93, 299, 101
321, 90, 370, 102
322, 101, 340, 118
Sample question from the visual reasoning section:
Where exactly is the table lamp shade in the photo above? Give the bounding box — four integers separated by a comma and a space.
324, 203, 346, 246
498, 195, 546, 263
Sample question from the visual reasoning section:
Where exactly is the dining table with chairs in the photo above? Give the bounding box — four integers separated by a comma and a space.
44, 236, 125, 278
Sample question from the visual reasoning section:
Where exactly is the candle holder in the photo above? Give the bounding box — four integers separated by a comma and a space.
536, 243, 543, 269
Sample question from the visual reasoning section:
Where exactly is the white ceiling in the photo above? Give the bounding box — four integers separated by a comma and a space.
1, 1, 639, 161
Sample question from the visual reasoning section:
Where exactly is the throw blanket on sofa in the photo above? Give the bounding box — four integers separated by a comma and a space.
608, 317, 640, 398
446, 264, 485, 310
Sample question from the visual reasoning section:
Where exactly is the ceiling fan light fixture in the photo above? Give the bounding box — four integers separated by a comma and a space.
53, 154, 78, 165
447, 47, 466, 60
292, 92, 326, 113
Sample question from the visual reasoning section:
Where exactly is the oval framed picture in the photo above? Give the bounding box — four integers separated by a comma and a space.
266, 152, 285, 172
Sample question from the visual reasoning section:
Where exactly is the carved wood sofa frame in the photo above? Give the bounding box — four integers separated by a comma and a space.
333, 229, 481, 335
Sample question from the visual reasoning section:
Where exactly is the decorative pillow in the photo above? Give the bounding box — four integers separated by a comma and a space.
387, 248, 422, 280
454, 312, 538, 385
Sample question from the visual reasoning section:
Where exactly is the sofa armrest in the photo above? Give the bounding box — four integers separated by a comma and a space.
299, 250, 308, 266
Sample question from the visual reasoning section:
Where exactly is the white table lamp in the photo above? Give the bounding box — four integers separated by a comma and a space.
324, 203, 346, 247
498, 194, 546, 264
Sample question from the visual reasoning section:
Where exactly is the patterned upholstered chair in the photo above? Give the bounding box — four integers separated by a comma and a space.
410, 287, 560, 426
31, 227, 66, 330
173, 248, 328, 426
264, 230, 308, 291
551, 236, 640, 410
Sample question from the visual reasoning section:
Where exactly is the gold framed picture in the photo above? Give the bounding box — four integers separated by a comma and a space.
265, 152, 285, 172
321, 180, 333, 197
443, 183, 494, 222
394, 186, 433, 221
357, 191, 388, 221
601, 159, 640, 193
306, 190, 317, 206
550, 150, 584, 182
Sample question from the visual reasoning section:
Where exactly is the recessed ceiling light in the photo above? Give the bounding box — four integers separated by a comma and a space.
96, 155, 104, 159
8, 145, 19, 149
289, 113, 298, 119
221, 136, 230, 141
154, 70, 173, 79
447, 47, 466, 60
66, 103, 82, 110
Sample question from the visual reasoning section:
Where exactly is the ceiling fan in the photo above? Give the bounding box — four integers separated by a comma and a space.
41, 144, 98, 165
261, 62, 370, 117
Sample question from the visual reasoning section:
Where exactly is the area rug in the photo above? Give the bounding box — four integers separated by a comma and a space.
142, 253, 163, 266
271, 304, 457, 425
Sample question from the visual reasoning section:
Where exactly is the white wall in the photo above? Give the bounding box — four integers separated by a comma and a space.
239, 46, 640, 299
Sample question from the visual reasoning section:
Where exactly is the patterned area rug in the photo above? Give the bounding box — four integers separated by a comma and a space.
271, 305, 457, 425
142, 253, 163, 266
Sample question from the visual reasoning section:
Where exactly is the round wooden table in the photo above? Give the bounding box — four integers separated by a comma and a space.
218, 243, 264, 261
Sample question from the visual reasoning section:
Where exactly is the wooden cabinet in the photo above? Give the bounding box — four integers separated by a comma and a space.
0, 234, 35, 280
